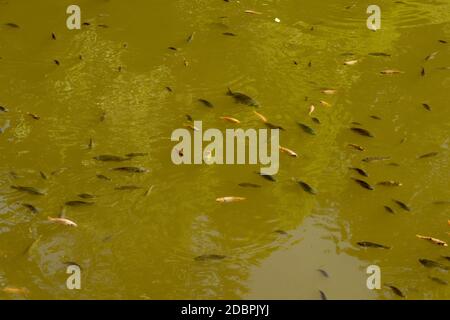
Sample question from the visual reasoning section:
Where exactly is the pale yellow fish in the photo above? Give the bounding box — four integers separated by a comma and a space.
48, 216, 78, 227
308, 104, 315, 116
253, 111, 268, 123
2, 287, 29, 295
244, 10, 263, 15
344, 59, 358, 65
279, 146, 298, 157
216, 197, 246, 203
320, 100, 331, 107
220, 116, 241, 124
416, 234, 448, 247
380, 69, 403, 75
321, 89, 337, 95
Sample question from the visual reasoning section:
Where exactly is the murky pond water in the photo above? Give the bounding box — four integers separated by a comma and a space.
0, 0, 449, 300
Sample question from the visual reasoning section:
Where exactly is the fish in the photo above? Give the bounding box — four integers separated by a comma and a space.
377, 181, 402, 187
432, 201, 450, 205
370, 115, 382, 120
319, 100, 331, 107
0, 106, 8, 112
4, 23, 20, 28
96, 174, 111, 181
298, 122, 316, 135
168, 46, 178, 51
65, 201, 94, 207
321, 89, 337, 95
216, 197, 246, 203
349, 167, 368, 177
94, 155, 130, 162
11, 186, 45, 196
308, 104, 315, 116
115, 185, 143, 191
416, 235, 448, 247
279, 146, 298, 157
238, 183, 261, 188
144, 185, 155, 197
348, 143, 365, 151
112, 167, 148, 173
222, 32, 237, 36
185, 114, 193, 122
344, 59, 358, 65
97, 24, 108, 28
380, 69, 403, 75
54, 59, 60, 66
438, 39, 447, 44
51, 32, 56, 40
425, 52, 438, 61
429, 277, 448, 285
78, 193, 96, 199
194, 254, 227, 261
384, 206, 395, 214
422, 103, 432, 111
392, 199, 411, 211
311, 117, 321, 124
165, 86, 173, 92
39, 171, 48, 180
2, 287, 29, 295
186, 32, 195, 43
253, 111, 268, 123
317, 269, 329, 278
227, 88, 259, 107
369, 52, 391, 57
244, 10, 262, 15
88, 138, 94, 149
220, 116, 241, 124
297, 180, 317, 195
351, 178, 374, 190
27, 112, 40, 120
125, 152, 148, 158
48, 216, 77, 227
350, 127, 373, 137
421, 67, 425, 76
264, 122, 285, 130
21, 203, 39, 213
197, 99, 214, 108
357, 241, 390, 249
419, 259, 449, 270
362, 156, 390, 163
319, 290, 327, 300
385, 285, 405, 298
418, 152, 438, 159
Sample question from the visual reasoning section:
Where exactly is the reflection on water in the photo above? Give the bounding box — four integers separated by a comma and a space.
0, 0, 449, 299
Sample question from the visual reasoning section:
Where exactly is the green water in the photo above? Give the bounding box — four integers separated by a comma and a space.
0, 0, 449, 299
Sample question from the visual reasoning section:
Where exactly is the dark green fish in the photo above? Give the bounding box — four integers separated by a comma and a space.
368, 52, 391, 57
227, 88, 259, 107
168, 46, 178, 51
96, 174, 111, 181
186, 32, 195, 43
317, 269, 329, 278
94, 155, 130, 162
418, 152, 438, 159
0, 106, 8, 112
65, 201, 94, 207
421, 67, 425, 76
11, 186, 45, 196
298, 122, 316, 135
274, 230, 288, 236
223, 32, 237, 36
392, 199, 411, 211
349, 167, 368, 177
113, 167, 148, 173
5, 23, 20, 28
357, 241, 390, 249
377, 181, 402, 187
433, 201, 450, 205
385, 285, 405, 298
297, 180, 317, 195
384, 206, 395, 214
319, 290, 327, 300
362, 156, 390, 163
422, 103, 432, 111
265, 122, 285, 130
238, 183, 261, 188
429, 276, 448, 285
115, 185, 143, 191
185, 114, 193, 122
21, 203, 39, 213
441, 256, 450, 261
348, 143, 365, 151
78, 193, 96, 199
370, 115, 382, 120
419, 259, 449, 270
51, 32, 56, 40
39, 171, 48, 180
351, 178, 374, 190
351, 127, 374, 137
125, 152, 148, 158
54, 59, 60, 66
197, 99, 214, 108
311, 117, 321, 124
194, 254, 227, 261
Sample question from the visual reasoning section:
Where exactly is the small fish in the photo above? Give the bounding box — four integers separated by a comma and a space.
264, 122, 285, 130
253, 111, 268, 123
222, 32, 237, 36
244, 10, 262, 15
0, 106, 8, 112
125, 152, 148, 158
54, 59, 60, 66
194, 254, 227, 261
96, 174, 111, 181
97, 24, 108, 28
386, 285, 405, 298
220, 116, 240, 124
48, 216, 77, 227
432, 201, 450, 205
198, 99, 214, 108
39, 171, 48, 180
297, 180, 317, 195
308, 104, 315, 116
422, 103, 432, 111
351, 178, 373, 190
165, 86, 173, 92
392, 199, 411, 211
317, 269, 329, 278
319, 290, 327, 300
11, 186, 45, 196
238, 183, 261, 188
227, 88, 259, 107
370, 115, 382, 120
429, 277, 448, 285
380, 69, 403, 75
2, 287, 29, 295
319, 100, 331, 107
350, 127, 373, 137
348, 143, 365, 151
377, 181, 402, 187
186, 32, 195, 43
4, 23, 20, 28
279, 146, 298, 157
88, 138, 94, 149
349, 167, 368, 177
419, 259, 449, 270
51, 32, 56, 40
144, 185, 155, 196
216, 197, 246, 203
27, 112, 40, 120
78, 193, 96, 199
416, 235, 448, 247
362, 156, 390, 163
421, 67, 425, 76
185, 114, 193, 122
65, 201, 94, 207
321, 89, 337, 95
369, 52, 391, 57
384, 206, 395, 214
438, 39, 447, 44
344, 59, 358, 65
298, 122, 316, 135
274, 230, 288, 236
311, 117, 321, 124
357, 241, 390, 249
425, 51, 438, 61
94, 155, 130, 162
418, 152, 438, 159
168, 46, 178, 51
22, 203, 39, 213
115, 185, 143, 191
112, 167, 148, 173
